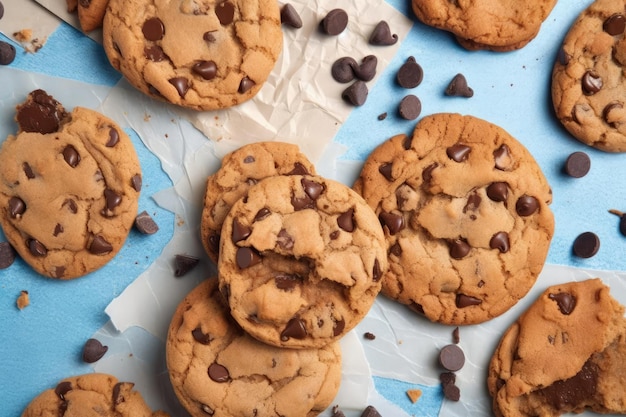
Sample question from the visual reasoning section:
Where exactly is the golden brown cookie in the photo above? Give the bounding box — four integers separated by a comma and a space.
166, 278, 342, 417
22, 373, 168, 417
552, 0, 626, 152
412, 0, 557, 51
102, 0, 283, 110
0, 90, 141, 279
218, 174, 387, 349
200, 141, 315, 264
488, 279, 626, 417
77, 0, 109, 32
353, 113, 554, 325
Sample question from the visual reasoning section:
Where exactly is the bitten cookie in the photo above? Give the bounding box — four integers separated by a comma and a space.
552, 0, 626, 152
412, 0, 557, 51
22, 373, 168, 417
77, 0, 109, 32
166, 278, 342, 417
0, 90, 141, 279
488, 279, 626, 417
102, 0, 283, 111
200, 141, 315, 263
353, 113, 554, 325
218, 174, 387, 349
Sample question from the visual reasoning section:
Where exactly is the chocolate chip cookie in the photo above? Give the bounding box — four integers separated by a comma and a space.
0, 90, 141, 279
412, 0, 557, 51
200, 141, 315, 264
22, 373, 168, 417
552, 0, 626, 152
353, 113, 554, 325
102, 0, 283, 111
488, 279, 626, 417
218, 174, 387, 349
77, 0, 109, 32
166, 278, 342, 417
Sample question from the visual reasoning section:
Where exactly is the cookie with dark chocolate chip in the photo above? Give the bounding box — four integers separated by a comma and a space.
21, 373, 168, 417
218, 174, 387, 348
353, 113, 554, 325
166, 278, 342, 417
488, 279, 626, 417
102, 0, 282, 110
552, 0, 626, 152
200, 141, 316, 264
0, 89, 141, 279
77, 0, 109, 32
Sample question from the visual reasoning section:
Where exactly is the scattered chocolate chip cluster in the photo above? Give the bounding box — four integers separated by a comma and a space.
438, 328, 465, 402
332, 404, 382, 417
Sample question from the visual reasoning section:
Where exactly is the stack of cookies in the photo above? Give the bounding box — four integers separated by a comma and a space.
166, 142, 389, 416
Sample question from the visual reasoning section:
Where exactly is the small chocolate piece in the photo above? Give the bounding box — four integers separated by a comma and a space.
82, 338, 108, 363
353, 55, 378, 82
563, 151, 590, 178
134, 210, 159, 234
280, 317, 307, 340
377, 112, 387, 121
442, 381, 461, 401
106, 128, 120, 147
142, 17, 165, 41
447, 144, 471, 162
62, 145, 81, 168
89, 235, 112, 255
487, 182, 508, 202
236, 247, 262, 269
16, 90, 66, 134
398, 94, 421, 120
603, 13, 626, 36
452, 327, 460, 344
490, 231, 510, 253
396, 56, 423, 89
369, 20, 398, 45
332, 405, 346, 417
360, 405, 382, 417
232, 219, 252, 243
169, 77, 189, 98
192, 327, 212, 344
9, 196, 26, 218
238, 76, 255, 94
337, 208, 355, 232
275, 274, 300, 291
516, 195, 539, 216
379, 162, 393, 181
55, 381, 73, 399
548, 292, 576, 315
456, 293, 482, 308
215, 1, 235, 25
208, 363, 230, 382
493, 144, 512, 170
608, 209, 626, 236
174, 254, 200, 277
445, 73, 474, 98
331, 57, 357, 83
280, 4, 302, 28
379, 211, 404, 235
0, 40, 16, 65
449, 239, 470, 259
363, 332, 376, 340
342, 80, 368, 106
439, 344, 465, 371
193, 61, 218, 80
572, 231, 600, 258
131, 174, 142, 192
320, 9, 348, 36
602, 101, 623, 127
144, 45, 165, 61
0, 2, 4, 20
23, 162, 35, 179
581, 71, 603, 95
0, 241, 15, 269
28, 238, 47, 257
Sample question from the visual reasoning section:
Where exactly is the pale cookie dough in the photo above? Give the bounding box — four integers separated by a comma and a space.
102, 0, 283, 110
488, 279, 626, 417
353, 113, 554, 325
218, 174, 387, 349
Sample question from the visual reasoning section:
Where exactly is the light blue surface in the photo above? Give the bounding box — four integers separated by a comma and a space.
373, 376, 444, 416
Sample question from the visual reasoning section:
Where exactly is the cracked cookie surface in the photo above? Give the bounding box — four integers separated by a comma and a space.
552, 0, 626, 152
166, 278, 342, 417
200, 141, 315, 264
353, 113, 554, 325
0, 90, 141, 279
22, 373, 168, 417
102, 0, 283, 110
218, 174, 387, 349
488, 279, 626, 417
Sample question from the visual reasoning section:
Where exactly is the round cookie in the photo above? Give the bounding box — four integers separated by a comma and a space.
200, 141, 315, 264
552, 0, 626, 152
488, 279, 626, 417
412, 0, 557, 51
22, 373, 168, 417
0, 89, 141, 279
218, 174, 387, 349
353, 113, 554, 325
102, 0, 283, 111
166, 278, 342, 417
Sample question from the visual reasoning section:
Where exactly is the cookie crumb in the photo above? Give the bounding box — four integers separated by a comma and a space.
13, 29, 32, 43
174, 254, 200, 277
16, 290, 29, 310
406, 388, 422, 403
363, 332, 376, 340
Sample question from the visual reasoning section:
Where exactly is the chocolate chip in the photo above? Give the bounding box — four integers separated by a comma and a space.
487, 182, 508, 202
342, 80, 368, 106
203, 31, 217, 43
337, 208, 355, 232
89, 235, 112, 255
254, 207, 271, 222
602, 101, 623, 127
208, 363, 230, 382
134, 210, 159, 234
275, 274, 300, 291
445, 73, 473, 98
17, 90, 66, 134
603, 13, 626, 35
363, 332, 376, 340
373, 258, 382, 282
169, 77, 189, 98
396, 57, 423, 89
452, 327, 460, 344
238, 76, 255, 94
192, 327, 212, 344
54, 223, 64, 236
557, 47, 571, 66
232, 219, 251, 243
333, 318, 345, 336
142, 17, 165, 41
449, 239, 470, 259
353, 55, 377, 82
442, 381, 461, 401
9, 196, 26, 218
277, 229, 294, 250
28, 238, 47, 256
62, 145, 80, 168
201, 404, 215, 415
0, 2, 4, 20
422, 162, 438, 182
390, 242, 402, 256
456, 293, 482, 308
379, 211, 404, 235
609, 209, 626, 236
103, 189, 122, 212
131, 174, 142, 192
369, 20, 398, 45
564, 151, 590, 178
22, 162, 35, 179
280, 4, 302, 28
572, 231, 600, 258
490, 231, 510, 253
236, 247, 262, 268
174, 254, 199, 277
291, 193, 315, 211
215, 1, 235, 25
320, 9, 348, 36
379, 163, 393, 181
281, 317, 307, 340
55, 381, 73, 400
331, 57, 357, 83
548, 292, 577, 315
360, 405, 381, 417
193, 60, 217, 80
377, 112, 387, 121
446, 144, 471, 162
516, 195, 539, 216
106, 128, 120, 147
302, 178, 324, 200
144, 45, 165, 61
332, 405, 346, 417
113, 382, 133, 405
398, 94, 421, 120
0, 241, 15, 269
82, 338, 108, 363
463, 192, 481, 213
63, 198, 78, 214
538, 359, 598, 410
439, 344, 465, 371
582, 71, 603, 95
440, 371, 456, 386
493, 144, 511, 170
0, 40, 15, 65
